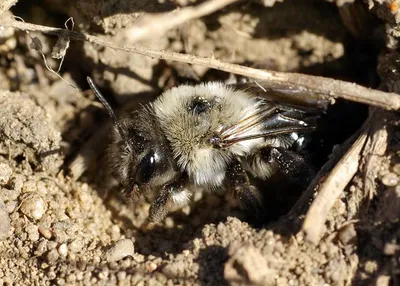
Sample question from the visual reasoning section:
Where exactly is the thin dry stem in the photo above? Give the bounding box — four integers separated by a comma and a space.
125, 0, 240, 42
361, 108, 393, 200
0, 0, 17, 16
2, 19, 400, 110
12, 16, 78, 90
302, 131, 367, 244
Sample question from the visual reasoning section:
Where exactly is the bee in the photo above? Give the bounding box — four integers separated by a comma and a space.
87, 77, 328, 224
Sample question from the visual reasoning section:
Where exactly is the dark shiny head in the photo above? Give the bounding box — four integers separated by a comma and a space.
87, 77, 179, 195
108, 107, 180, 195
108, 106, 179, 196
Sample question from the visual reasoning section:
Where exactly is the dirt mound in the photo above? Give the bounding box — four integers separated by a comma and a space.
0, 1, 399, 285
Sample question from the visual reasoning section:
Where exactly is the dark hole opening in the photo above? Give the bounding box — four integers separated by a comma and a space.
258, 100, 368, 223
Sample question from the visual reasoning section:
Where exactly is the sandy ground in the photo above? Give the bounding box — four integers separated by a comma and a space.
0, 0, 400, 285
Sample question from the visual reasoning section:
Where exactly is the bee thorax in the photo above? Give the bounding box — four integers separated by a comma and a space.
153, 82, 262, 187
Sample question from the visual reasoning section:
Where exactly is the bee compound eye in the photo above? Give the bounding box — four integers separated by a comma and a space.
188, 96, 211, 114
135, 150, 157, 184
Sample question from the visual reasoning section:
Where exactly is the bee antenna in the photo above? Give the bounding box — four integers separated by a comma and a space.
87, 77, 125, 137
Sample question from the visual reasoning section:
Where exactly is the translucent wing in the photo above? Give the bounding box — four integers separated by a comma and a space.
213, 81, 331, 148
230, 81, 331, 111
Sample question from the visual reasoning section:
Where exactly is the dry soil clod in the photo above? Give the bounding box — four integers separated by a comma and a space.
0, 198, 10, 240
0, 162, 12, 184
224, 244, 276, 285
105, 239, 135, 263
20, 195, 46, 220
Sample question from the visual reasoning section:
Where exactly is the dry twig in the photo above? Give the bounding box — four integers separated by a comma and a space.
2, 19, 400, 110
0, 0, 17, 16
302, 131, 368, 244
361, 108, 394, 200
11, 16, 78, 90
299, 108, 391, 244
125, 0, 240, 43
288, 122, 363, 218
51, 17, 74, 72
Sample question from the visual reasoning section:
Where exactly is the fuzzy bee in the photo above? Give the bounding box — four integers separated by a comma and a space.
87, 77, 328, 224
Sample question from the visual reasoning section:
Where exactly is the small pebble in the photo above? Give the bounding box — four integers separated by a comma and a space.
36, 181, 48, 196
34, 240, 47, 256
69, 239, 84, 253
109, 224, 121, 241
47, 241, 58, 250
46, 248, 59, 264
337, 223, 357, 245
121, 257, 133, 268
162, 260, 186, 278
0, 163, 12, 184
58, 243, 68, 258
0, 199, 11, 240
22, 180, 38, 193
26, 224, 40, 242
381, 172, 399, 187
376, 276, 390, 286
364, 260, 378, 274
66, 273, 76, 283
76, 272, 84, 281
47, 271, 55, 280
133, 253, 145, 263
145, 261, 158, 272
117, 271, 127, 281
38, 227, 52, 239
383, 243, 400, 255
105, 239, 135, 263
5, 200, 17, 213
392, 163, 400, 175
20, 195, 46, 220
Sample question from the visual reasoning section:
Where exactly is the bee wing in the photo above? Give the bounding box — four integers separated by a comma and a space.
217, 81, 330, 147
230, 81, 331, 112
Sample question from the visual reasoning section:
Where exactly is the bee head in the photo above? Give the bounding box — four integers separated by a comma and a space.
109, 109, 180, 194
87, 77, 179, 195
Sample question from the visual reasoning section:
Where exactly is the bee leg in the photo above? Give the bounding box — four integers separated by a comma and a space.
227, 160, 264, 222
147, 187, 173, 225
261, 147, 314, 187
147, 183, 191, 225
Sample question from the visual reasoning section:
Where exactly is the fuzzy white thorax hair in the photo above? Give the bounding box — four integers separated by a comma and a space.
171, 188, 192, 206
152, 82, 266, 188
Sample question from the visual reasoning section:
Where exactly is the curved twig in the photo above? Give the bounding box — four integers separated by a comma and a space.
2, 19, 400, 110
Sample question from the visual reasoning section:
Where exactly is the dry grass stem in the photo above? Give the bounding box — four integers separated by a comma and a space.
2, 19, 400, 110
0, 0, 17, 16
302, 131, 368, 244
361, 109, 393, 200
125, 0, 240, 43
11, 16, 78, 90
288, 128, 361, 217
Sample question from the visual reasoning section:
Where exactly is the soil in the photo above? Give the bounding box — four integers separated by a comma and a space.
0, 0, 400, 285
